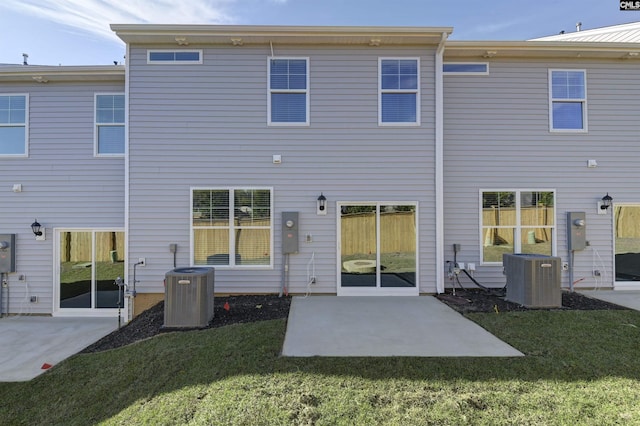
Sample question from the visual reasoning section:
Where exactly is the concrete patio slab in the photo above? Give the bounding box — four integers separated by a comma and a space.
579, 290, 640, 311
282, 296, 524, 357
0, 316, 118, 382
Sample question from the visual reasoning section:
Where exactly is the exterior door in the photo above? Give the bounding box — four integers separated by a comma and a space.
55, 229, 125, 315
338, 202, 418, 296
614, 205, 640, 290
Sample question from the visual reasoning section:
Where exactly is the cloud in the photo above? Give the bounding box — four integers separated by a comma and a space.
0, 0, 236, 42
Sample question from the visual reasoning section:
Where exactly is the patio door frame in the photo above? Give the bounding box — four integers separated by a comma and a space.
53, 228, 126, 317
614, 203, 640, 290
337, 201, 419, 296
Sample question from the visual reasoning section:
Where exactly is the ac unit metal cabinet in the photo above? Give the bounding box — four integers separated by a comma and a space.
164, 267, 214, 328
503, 254, 561, 308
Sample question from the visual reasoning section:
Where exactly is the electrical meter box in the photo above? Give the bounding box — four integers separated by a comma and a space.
282, 212, 299, 254
567, 211, 586, 251
0, 234, 16, 273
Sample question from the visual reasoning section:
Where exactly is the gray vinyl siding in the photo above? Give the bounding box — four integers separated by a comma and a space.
127, 44, 438, 295
0, 82, 125, 314
443, 58, 640, 289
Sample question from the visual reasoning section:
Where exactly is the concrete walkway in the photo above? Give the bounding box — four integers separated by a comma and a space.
0, 316, 117, 382
579, 290, 640, 310
282, 296, 524, 357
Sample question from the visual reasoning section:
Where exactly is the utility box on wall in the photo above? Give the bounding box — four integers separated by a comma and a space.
0, 234, 16, 273
567, 212, 586, 251
503, 253, 561, 308
282, 212, 299, 254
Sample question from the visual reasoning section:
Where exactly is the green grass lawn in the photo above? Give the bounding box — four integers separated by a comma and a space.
2, 310, 640, 425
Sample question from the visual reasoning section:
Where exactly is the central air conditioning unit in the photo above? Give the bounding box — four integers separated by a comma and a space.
164, 267, 215, 328
503, 254, 561, 308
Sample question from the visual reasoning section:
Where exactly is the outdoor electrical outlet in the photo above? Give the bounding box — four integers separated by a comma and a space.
562, 262, 569, 271
138, 258, 146, 266
593, 270, 601, 277
30, 296, 38, 303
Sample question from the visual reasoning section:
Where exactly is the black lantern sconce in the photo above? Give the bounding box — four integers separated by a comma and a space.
31, 219, 45, 240
317, 193, 327, 216
597, 193, 613, 214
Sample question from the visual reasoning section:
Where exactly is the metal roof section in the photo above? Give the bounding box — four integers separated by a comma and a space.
0, 65, 125, 83
444, 40, 640, 60
110, 24, 454, 46
532, 21, 640, 43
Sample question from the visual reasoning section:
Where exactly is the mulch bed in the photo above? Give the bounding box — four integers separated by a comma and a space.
81, 295, 291, 353
81, 290, 627, 353
436, 289, 628, 315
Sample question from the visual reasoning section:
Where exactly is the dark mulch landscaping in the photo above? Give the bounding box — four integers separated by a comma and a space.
81, 295, 291, 353
436, 289, 628, 315
82, 290, 627, 353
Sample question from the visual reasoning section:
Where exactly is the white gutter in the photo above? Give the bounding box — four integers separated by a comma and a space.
435, 32, 447, 294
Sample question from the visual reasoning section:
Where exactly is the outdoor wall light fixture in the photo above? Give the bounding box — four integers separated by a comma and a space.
597, 193, 613, 215
31, 219, 46, 240
317, 193, 327, 216
31, 219, 42, 237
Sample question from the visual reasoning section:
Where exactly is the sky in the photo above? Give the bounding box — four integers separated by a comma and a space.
0, 0, 638, 66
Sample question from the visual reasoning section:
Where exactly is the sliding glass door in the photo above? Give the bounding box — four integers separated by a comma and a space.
56, 230, 125, 313
615, 205, 640, 289
338, 203, 417, 295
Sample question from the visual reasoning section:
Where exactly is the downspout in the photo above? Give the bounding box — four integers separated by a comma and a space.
435, 32, 448, 294
123, 42, 132, 323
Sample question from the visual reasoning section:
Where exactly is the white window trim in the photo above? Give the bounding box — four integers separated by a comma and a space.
0, 93, 29, 158
267, 57, 310, 126
443, 62, 489, 75
147, 49, 203, 64
378, 57, 421, 127
94, 93, 125, 157
479, 189, 557, 265
548, 69, 588, 133
190, 187, 274, 269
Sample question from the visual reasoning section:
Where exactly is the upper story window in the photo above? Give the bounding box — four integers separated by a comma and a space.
147, 50, 203, 64
481, 190, 556, 264
95, 94, 125, 156
268, 57, 309, 125
443, 63, 489, 75
549, 70, 587, 132
192, 188, 273, 268
379, 58, 420, 126
0, 94, 28, 157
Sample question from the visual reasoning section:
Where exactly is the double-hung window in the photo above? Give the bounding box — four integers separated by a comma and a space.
549, 70, 587, 132
95, 94, 125, 155
0, 94, 28, 156
192, 188, 273, 267
268, 57, 309, 125
481, 190, 556, 264
379, 58, 420, 125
